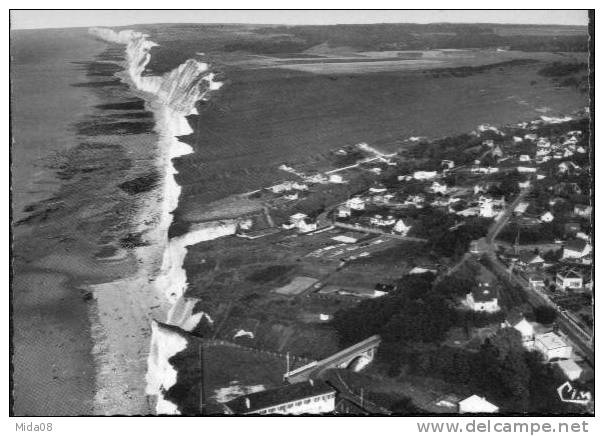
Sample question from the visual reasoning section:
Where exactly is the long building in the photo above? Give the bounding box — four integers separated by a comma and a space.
223, 380, 336, 415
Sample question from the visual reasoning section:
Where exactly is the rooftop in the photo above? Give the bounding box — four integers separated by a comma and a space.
557, 267, 583, 280
565, 238, 588, 252
536, 332, 569, 351
471, 282, 497, 302
225, 380, 335, 414
458, 395, 499, 413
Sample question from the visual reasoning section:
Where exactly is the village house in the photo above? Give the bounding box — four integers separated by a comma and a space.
518, 180, 531, 189
270, 181, 308, 193
491, 145, 504, 158
540, 211, 554, 223
514, 201, 529, 215
556, 267, 584, 291
557, 360, 583, 381
471, 165, 499, 175
506, 314, 535, 349
429, 181, 448, 194
513, 136, 523, 143
558, 161, 579, 174
370, 214, 396, 227
537, 137, 551, 148
527, 273, 545, 290
477, 196, 504, 218
404, 194, 425, 208
534, 332, 572, 362
562, 238, 592, 260
516, 251, 544, 271
336, 206, 352, 218
329, 174, 345, 183
524, 133, 538, 141
413, 170, 438, 181
517, 166, 537, 173
573, 204, 592, 218
346, 197, 365, 211
369, 183, 387, 194
458, 395, 499, 414
283, 213, 317, 233
519, 154, 531, 162
466, 282, 500, 313
393, 218, 412, 236
224, 380, 337, 415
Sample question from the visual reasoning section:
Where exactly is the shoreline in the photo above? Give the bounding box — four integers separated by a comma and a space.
87, 27, 232, 415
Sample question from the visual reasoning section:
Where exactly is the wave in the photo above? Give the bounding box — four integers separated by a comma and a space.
89, 27, 237, 414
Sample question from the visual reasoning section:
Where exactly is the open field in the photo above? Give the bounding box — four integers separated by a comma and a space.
226, 49, 585, 75
173, 57, 587, 230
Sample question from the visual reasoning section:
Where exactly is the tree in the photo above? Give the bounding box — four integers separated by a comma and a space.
490, 328, 524, 361
534, 306, 557, 325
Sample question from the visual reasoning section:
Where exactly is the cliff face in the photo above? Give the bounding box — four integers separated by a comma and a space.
89, 27, 234, 415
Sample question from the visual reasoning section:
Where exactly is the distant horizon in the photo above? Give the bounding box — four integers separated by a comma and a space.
10, 10, 589, 30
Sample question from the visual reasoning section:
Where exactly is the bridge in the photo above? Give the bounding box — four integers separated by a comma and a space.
284, 335, 381, 384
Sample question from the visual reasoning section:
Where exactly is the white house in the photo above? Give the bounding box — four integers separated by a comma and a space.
298, 220, 317, 233
224, 380, 336, 415
514, 202, 529, 215
557, 360, 583, 381
524, 133, 538, 141
519, 154, 531, 162
537, 138, 551, 148
573, 204, 592, 218
535, 332, 572, 361
458, 395, 499, 414
369, 184, 387, 194
518, 180, 531, 189
429, 181, 448, 194
527, 274, 545, 290
393, 219, 412, 236
540, 211, 554, 223
513, 136, 523, 143
562, 239, 592, 260
556, 268, 584, 290
506, 316, 535, 349
329, 174, 345, 183
517, 166, 537, 173
370, 214, 395, 227
413, 171, 438, 180
466, 282, 499, 313
283, 213, 317, 233
346, 197, 365, 211
336, 206, 351, 218
289, 212, 307, 226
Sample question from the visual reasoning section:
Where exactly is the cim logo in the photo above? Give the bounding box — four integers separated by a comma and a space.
557, 381, 592, 405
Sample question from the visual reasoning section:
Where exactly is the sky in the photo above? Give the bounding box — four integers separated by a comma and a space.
11, 10, 589, 30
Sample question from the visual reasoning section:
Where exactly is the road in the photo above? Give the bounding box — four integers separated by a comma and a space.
474, 185, 594, 364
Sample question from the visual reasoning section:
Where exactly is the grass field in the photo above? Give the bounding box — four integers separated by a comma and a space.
173, 57, 587, 228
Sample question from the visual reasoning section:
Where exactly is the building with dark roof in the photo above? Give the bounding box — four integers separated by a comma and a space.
563, 238, 592, 260
223, 380, 336, 415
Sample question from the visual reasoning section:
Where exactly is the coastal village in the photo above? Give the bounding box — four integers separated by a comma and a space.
170, 111, 593, 415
